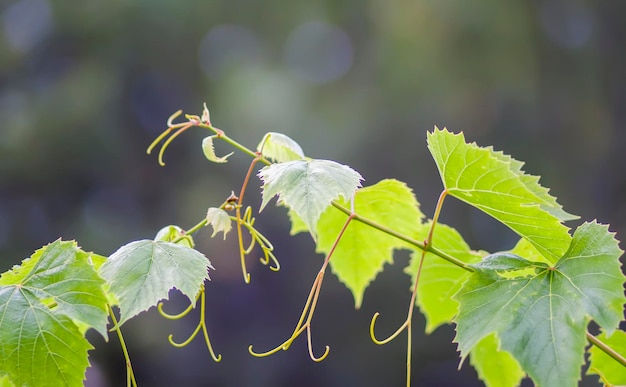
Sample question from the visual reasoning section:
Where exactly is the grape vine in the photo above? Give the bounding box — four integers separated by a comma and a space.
0, 104, 624, 387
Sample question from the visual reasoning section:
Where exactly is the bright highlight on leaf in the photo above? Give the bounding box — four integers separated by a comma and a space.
316, 179, 423, 308
99, 240, 212, 326
0, 240, 108, 387
258, 159, 363, 238
427, 127, 574, 262
206, 207, 232, 239
469, 334, 525, 387
454, 222, 625, 387
257, 132, 305, 162
202, 135, 233, 163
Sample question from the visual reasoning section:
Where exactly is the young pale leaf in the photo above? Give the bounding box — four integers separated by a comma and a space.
454, 222, 625, 387
154, 224, 194, 247
206, 207, 232, 239
202, 135, 233, 163
587, 330, 626, 386
0, 240, 109, 386
316, 179, 423, 308
99, 240, 212, 325
405, 222, 482, 333
257, 132, 305, 162
258, 159, 363, 238
469, 334, 525, 387
427, 127, 573, 262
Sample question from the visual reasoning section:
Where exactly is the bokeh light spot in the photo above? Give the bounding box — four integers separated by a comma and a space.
283, 21, 353, 84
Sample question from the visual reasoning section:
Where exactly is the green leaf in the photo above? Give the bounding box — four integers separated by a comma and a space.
0, 375, 15, 387
427, 127, 573, 262
202, 135, 233, 163
469, 334, 525, 387
405, 222, 482, 333
257, 132, 305, 162
286, 207, 309, 236
258, 159, 363, 238
99, 240, 212, 325
588, 330, 626, 386
154, 225, 194, 247
454, 222, 625, 387
316, 179, 423, 308
206, 207, 232, 239
0, 240, 108, 386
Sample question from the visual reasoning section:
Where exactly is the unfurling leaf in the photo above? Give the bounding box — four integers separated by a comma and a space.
257, 132, 305, 162
454, 222, 625, 387
154, 224, 194, 247
427, 127, 574, 262
206, 207, 232, 239
0, 240, 108, 386
258, 159, 363, 238
99, 240, 212, 326
316, 179, 423, 308
202, 135, 233, 163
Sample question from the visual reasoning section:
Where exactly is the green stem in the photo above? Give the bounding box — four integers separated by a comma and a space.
586, 332, 626, 367
108, 305, 137, 387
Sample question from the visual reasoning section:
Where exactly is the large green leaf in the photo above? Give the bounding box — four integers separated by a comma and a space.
258, 159, 363, 238
0, 240, 108, 386
99, 240, 212, 325
454, 222, 625, 387
427, 127, 574, 262
405, 222, 482, 333
316, 179, 423, 308
588, 330, 626, 386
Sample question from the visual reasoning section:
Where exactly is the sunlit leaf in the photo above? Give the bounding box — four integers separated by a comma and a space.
454, 222, 625, 387
316, 179, 423, 308
588, 330, 626, 386
405, 222, 482, 333
258, 159, 363, 238
469, 334, 525, 387
99, 240, 212, 325
202, 135, 233, 163
257, 132, 305, 162
427, 127, 573, 262
0, 240, 108, 386
206, 207, 232, 239
154, 224, 194, 247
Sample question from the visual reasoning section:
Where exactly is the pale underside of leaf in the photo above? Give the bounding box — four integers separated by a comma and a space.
427, 127, 573, 262
99, 240, 212, 325
258, 159, 363, 238
206, 207, 233, 239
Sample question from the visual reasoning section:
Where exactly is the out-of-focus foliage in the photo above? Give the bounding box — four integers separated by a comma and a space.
1, 1, 624, 386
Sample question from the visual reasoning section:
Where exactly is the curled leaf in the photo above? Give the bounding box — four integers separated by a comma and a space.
206, 207, 232, 239
257, 132, 305, 162
202, 135, 233, 163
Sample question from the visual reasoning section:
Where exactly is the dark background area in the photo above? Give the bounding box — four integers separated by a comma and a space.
1, 1, 624, 386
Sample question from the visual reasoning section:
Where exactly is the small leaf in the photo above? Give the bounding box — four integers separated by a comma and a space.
405, 222, 482, 333
99, 240, 212, 325
454, 222, 625, 387
257, 132, 305, 162
258, 159, 363, 238
154, 225, 194, 247
206, 207, 232, 239
588, 330, 626, 386
201, 102, 211, 124
202, 135, 233, 163
469, 334, 525, 387
316, 179, 423, 308
427, 127, 573, 262
0, 240, 108, 386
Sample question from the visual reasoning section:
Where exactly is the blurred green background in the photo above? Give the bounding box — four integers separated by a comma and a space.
1, 0, 624, 386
